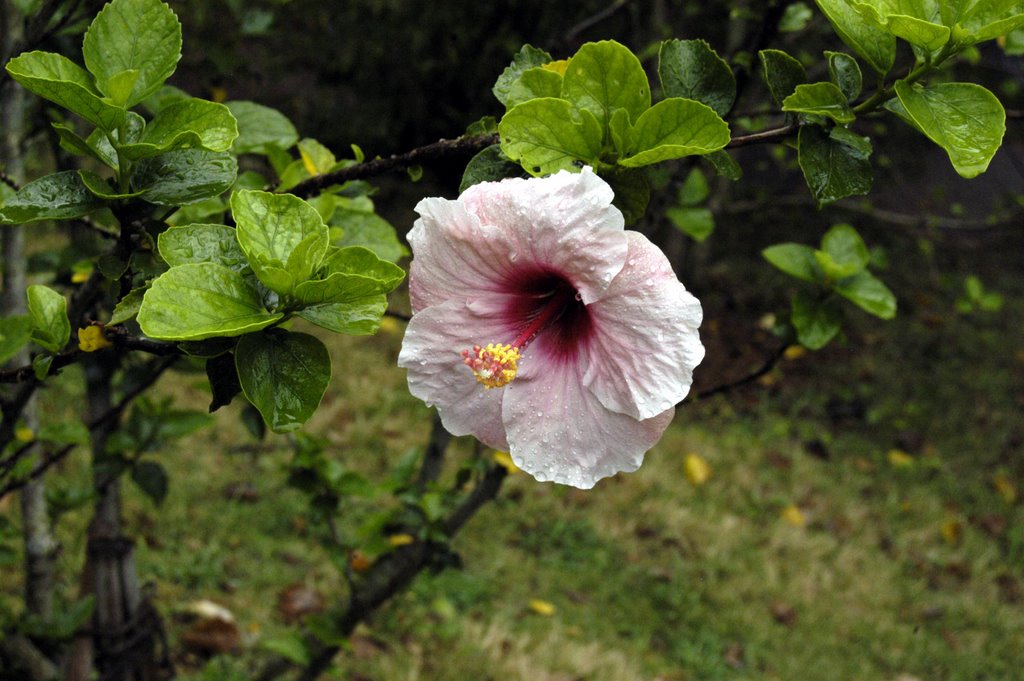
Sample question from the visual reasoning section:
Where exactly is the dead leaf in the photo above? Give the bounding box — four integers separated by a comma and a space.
277, 583, 325, 623
769, 601, 797, 626
181, 617, 240, 656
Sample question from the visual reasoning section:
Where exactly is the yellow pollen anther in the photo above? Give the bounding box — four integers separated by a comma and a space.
462, 342, 520, 389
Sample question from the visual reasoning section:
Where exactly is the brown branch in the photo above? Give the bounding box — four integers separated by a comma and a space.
692, 342, 788, 401
413, 411, 451, 492
0, 168, 18, 190
726, 123, 799, 149
287, 133, 499, 198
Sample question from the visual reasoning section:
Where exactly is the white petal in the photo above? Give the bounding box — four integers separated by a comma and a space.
583, 231, 705, 420
459, 168, 628, 304
502, 353, 675, 489
398, 299, 512, 450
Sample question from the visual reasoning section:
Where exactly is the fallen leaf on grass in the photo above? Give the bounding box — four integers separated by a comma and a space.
780, 504, 805, 528
887, 449, 914, 467
993, 474, 1017, 504
277, 583, 325, 623
528, 599, 556, 616
769, 601, 797, 626
684, 453, 711, 486
940, 518, 962, 546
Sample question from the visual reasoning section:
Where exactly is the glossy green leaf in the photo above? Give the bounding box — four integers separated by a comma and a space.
792, 292, 842, 349
678, 167, 710, 205
851, 0, 950, 49
956, 0, 1024, 43
236, 330, 331, 433
816, 223, 870, 279
763, 243, 820, 283
783, 82, 856, 123
658, 39, 736, 117
158, 223, 247, 270
320, 246, 405, 290
759, 49, 807, 106
26, 285, 70, 353
230, 190, 329, 294
227, 100, 299, 154
797, 125, 873, 206
562, 40, 651, 130
505, 67, 563, 108
814, 0, 896, 74
5, 51, 125, 131
0, 171, 103, 224
493, 44, 552, 106
0, 316, 33, 364
142, 84, 190, 114
893, 81, 1005, 178
835, 270, 897, 318
296, 297, 388, 335
137, 262, 282, 340
82, 0, 182, 106
331, 209, 409, 263
78, 170, 146, 199
118, 99, 238, 161
499, 98, 603, 175
52, 122, 108, 166
825, 51, 863, 100
460, 145, 523, 193
619, 98, 730, 167
131, 150, 237, 205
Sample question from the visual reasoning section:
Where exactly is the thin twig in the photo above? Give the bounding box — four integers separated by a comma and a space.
287, 134, 499, 198
563, 0, 630, 45
726, 123, 799, 149
693, 343, 788, 400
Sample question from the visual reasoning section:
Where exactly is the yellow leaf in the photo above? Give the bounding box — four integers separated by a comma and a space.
14, 427, 34, 443
684, 453, 711, 486
781, 504, 805, 528
77, 325, 112, 352
71, 270, 91, 284
378, 317, 402, 336
993, 474, 1017, 504
387, 533, 414, 547
887, 449, 914, 467
542, 59, 570, 75
493, 451, 519, 474
528, 599, 556, 616
349, 551, 372, 573
209, 86, 228, 103
783, 345, 806, 360
940, 518, 962, 546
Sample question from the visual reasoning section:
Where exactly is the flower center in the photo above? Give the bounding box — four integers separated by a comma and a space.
462, 277, 583, 389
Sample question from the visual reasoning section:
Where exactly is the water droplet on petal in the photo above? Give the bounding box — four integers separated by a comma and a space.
509, 251, 518, 262
574, 292, 582, 301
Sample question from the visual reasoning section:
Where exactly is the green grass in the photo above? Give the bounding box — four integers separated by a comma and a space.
4, 229, 1022, 681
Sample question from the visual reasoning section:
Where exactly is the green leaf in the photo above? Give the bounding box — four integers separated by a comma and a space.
5, 51, 125, 131
293, 247, 403, 307
818, 223, 870, 278
158, 223, 248, 270
619, 98, 730, 167
460, 145, 523, 193
0, 316, 33, 364
678, 167, 710, 205
0, 171, 103, 224
52, 122, 108, 166
783, 82, 856, 124
141, 83, 190, 114
26, 285, 70, 353
657, 39, 736, 117
77, 170, 145, 200
893, 81, 1005, 178
226, 100, 299, 155
261, 634, 311, 666
957, 1, 1024, 44
604, 167, 650, 226
131, 149, 238, 205
331, 209, 409, 263
110, 287, 147, 325
792, 292, 842, 349
797, 125, 873, 206
230, 190, 329, 294
825, 51, 863, 100
82, 0, 182, 106
118, 98, 239, 161
763, 243, 820, 283
704, 150, 743, 180
236, 330, 331, 433
37, 421, 89, 446
320, 246, 405, 290
296, 297, 389, 335
758, 49, 807, 106
33, 354, 54, 380
131, 461, 169, 505
498, 98, 603, 175
834, 270, 897, 318
137, 262, 282, 340
815, 0, 896, 74
493, 44, 552, 107
505, 67, 563, 108
852, 0, 950, 49
562, 40, 651, 130
667, 207, 715, 242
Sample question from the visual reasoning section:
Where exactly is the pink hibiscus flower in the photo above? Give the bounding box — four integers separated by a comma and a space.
398, 168, 704, 488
